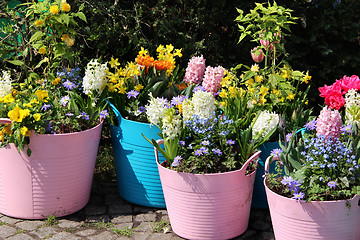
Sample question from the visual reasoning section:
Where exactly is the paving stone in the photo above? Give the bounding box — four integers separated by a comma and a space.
58, 219, 81, 228
85, 205, 107, 216
108, 203, 132, 215
130, 231, 151, 240
0, 216, 22, 225
30, 226, 57, 239
75, 228, 97, 237
48, 231, 81, 240
113, 222, 133, 230
87, 231, 118, 240
110, 215, 133, 224
15, 220, 43, 231
147, 232, 183, 240
0, 225, 17, 238
6, 233, 35, 239
134, 213, 156, 222
133, 221, 152, 232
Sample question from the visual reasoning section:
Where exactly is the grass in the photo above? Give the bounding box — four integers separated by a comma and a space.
149, 219, 170, 233
0, 221, 7, 226
89, 220, 114, 230
112, 226, 139, 237
44, 215, 58, 226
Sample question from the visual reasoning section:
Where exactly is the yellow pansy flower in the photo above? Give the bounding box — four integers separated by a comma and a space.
23, 103, 32, 108
34, 90, 49, 101
2, 94, 15, 103
33, 113, 41, 121
8, 106, 29, 123
30, 98, 40, 105
20, 126, 31, 137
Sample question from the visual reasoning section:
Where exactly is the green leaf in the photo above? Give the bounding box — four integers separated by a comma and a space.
76, 12, 87, 22
61, 14, 70, 25
6, 59, 23, 66
29, 31, 43, 43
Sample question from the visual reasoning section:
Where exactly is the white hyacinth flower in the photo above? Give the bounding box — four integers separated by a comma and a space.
252, 110, 279, 139
82, 59, 108, 97
0, 71, 12, 98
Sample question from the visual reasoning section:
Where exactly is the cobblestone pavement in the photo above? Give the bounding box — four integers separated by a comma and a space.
0, 181, 274, 240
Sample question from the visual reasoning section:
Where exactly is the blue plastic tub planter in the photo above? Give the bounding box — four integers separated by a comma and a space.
109, 102, 166, 208
251, 141, 280, 209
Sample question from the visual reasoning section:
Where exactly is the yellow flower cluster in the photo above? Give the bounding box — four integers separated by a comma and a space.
243, 64, 311, 107
61, 34, 74, 47
218, 69, 245, 107
106, 44, 182, 95
0, 124, 12, 142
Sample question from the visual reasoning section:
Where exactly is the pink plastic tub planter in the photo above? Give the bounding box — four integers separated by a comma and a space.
264, 156, 360, 240
0, 118, 103, 219
155, 139, 260, 240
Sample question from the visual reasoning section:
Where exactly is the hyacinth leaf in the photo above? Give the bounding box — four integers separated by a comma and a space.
141, 133, 172, 162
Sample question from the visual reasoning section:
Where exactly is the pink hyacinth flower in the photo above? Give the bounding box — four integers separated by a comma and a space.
251, 47, 264, 63
202, 66, 224, 94
316, 106, 342, 139
183, 55, 206, 85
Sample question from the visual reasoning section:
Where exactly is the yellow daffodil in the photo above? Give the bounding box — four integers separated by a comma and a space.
30, 98, 39, 105
23, 103, 32, 108
246, 78, 254, 86
228, 86, 238, 98
174, 49, 182, 58
134, 84, 144, 92
255, 75, 263, 83
259, 86, 269, 96
305, 100, 308, 105
219, 90, 228, 98
109, 57, 120, 68
280, 97, 285, 102
52, 77, 61, 85
303, 74, 312, 84
287, 93, 295, 100
273, 89, 279, 95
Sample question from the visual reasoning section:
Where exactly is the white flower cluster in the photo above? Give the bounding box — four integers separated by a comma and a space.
145, 94, 168, 126
161, 109, 182, 140
345, 89, 360, 125
0, 71, 12, 98
252, 110, 279, 139
82, 59, 108, 96
182, 90, 216, 120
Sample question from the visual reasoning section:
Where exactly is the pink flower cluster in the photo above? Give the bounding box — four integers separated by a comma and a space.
183, 55, 206, 85
316, 106, 342, 139
318, 75, 360, 110
202, 66, 224, 94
